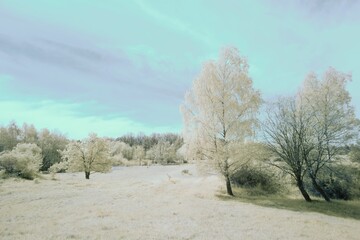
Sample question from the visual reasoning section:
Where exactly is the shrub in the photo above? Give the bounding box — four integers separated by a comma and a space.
49, 161, 68, 180
0, 143, 42, 180
349, 146, 360, 163
306, 165, 360, 200
49, 161, 68, 173
231, 165, 283, 194
181, 169, 190, 175
0, 169, 6, 179
111, 155, 133, 166
326, 180, 356, 200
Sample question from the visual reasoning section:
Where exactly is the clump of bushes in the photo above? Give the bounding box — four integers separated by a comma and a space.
306, 165, 360, 200
111, 155, 128, 166
48, 161, 68, 180
49, 161, 68, 173
231, 165, 283, 195
0, 143, 42, 180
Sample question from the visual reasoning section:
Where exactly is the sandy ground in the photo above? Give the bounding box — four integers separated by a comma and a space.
0, 164, 359, 240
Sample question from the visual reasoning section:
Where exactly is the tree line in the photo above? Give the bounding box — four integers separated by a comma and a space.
0, 122, 183, 180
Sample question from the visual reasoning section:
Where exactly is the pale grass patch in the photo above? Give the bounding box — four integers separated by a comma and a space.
0, 165, 359, 240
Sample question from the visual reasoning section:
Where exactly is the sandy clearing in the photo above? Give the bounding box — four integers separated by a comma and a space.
0, 164, 359, 240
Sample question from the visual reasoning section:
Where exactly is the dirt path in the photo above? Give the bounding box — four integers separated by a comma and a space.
0, 165, 359, 239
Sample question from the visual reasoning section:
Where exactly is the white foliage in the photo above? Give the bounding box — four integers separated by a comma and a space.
61, 133, 112, 177
182, 48, 261, 153
0, 143, 42, 179
181, 46, 262, 189
299, 67, 357, 147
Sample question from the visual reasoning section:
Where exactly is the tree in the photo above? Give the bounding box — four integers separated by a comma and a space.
147, 140, 180, 165
38, 129, 69, 171
263, 97, 313, 201
20, 123, 38, 144
108, 141, 128, 166
0, 143, 42, 179
181, 47, 262, 196
61, 134, 111, 179
133, 145, 145, 165
264, 68, 357, 202
298, 68, 357, 201
0, 121, 21, 152
120, 142, 134, 160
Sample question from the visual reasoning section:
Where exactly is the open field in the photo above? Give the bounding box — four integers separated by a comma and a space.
1, 165, 359, 240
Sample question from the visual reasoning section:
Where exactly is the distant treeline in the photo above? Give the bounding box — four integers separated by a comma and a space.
0, 121, 184, 173
115, 132, 182, 150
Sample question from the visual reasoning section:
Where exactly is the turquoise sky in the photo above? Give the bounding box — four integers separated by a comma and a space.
0, 0, 359, 139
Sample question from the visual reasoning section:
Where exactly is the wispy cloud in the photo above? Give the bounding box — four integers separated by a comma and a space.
134, 0, 213, 47
0, 6, 192, 129
0, 34, 122, 75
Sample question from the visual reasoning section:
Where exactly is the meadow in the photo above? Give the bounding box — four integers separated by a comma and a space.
1, 164, 359, 240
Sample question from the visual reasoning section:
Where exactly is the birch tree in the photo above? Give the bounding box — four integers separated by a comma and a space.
298, 67, 357, 201
264, 68, 357, 202
61, 133, 111, 179
181, 47, 262, 196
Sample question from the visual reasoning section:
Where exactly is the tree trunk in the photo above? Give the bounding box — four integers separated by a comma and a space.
297, 179, 312, 202
226, 176, 234, 196
310, 175, 330, 202
85, 171, 90, 179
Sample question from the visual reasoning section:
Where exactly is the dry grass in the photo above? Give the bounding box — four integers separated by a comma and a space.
218, 187, 360, 220
0, 165, 359, 240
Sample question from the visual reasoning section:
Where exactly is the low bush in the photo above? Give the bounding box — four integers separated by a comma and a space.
349, 146, 360, 163
0, 169, 6, 179
111, 155, 128, 166
48, 161, 68, 180
49, 161, 68, 173
0, 143, 42, 180
306, 165, 360, 200
231, 165, 283, 194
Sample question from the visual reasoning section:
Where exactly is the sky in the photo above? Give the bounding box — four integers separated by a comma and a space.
0, 0, 359, 139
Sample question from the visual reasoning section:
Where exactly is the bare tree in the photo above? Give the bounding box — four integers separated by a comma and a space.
263, 97, 313, 202
61, 133, 111, 179
181, 47, 261, 196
